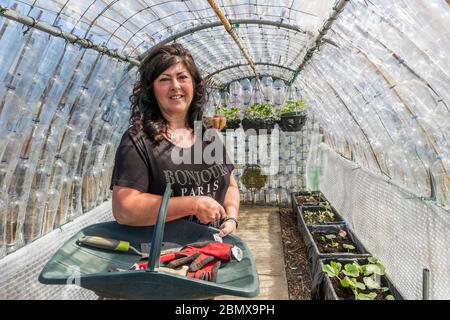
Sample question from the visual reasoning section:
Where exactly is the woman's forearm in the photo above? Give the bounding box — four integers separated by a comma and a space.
219, 177, 240, 237
223, 176, 240, 219
113, 187, 198, 226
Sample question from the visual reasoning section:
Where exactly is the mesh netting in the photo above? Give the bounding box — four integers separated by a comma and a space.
0, 201, 113, 300
307, 143, 450, 300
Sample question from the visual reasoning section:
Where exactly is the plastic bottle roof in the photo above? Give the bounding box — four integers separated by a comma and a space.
1, 0, 448, 192
8, 0, 338, 86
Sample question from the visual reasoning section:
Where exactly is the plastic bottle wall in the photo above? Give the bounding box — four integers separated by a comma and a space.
0, 0, 138, 257
294, 0, 449, 209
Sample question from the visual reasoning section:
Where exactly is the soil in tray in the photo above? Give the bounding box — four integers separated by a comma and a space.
296, 195, 321, 205
302, 208, 341, 224
279, 208, 312, 299
330, 276, 394, 300
311, 231, 358, 254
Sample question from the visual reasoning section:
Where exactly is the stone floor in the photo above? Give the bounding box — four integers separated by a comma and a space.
217, 205, 289, 300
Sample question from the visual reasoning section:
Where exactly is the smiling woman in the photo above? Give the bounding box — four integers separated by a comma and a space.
129, 43, 205, 144
110, 43, 240, 240
153, 63, 194, 120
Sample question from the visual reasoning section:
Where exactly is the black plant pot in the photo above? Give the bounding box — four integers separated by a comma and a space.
225, 119, 241, 130
312, 258, 404, 300
296, 204, 345, 242
303, 224, 371, 281
277, 113, 307, 132
242, 118, 277, 135
297, 204, 345, 227
291, 191, 330, 220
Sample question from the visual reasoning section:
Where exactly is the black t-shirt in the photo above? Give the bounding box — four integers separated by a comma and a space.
110, 128, 234, 226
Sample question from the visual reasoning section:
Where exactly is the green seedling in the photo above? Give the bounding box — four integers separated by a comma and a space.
297, 194, 321, 204
243, 103, 278, 120
318, 232, 355, 252
215, 106, 240, 121
304, 207, 334, 225
304, 210, 327, 224
320, 234, 339, 248
343, 244, 356, 252
322, 259, 394, 300
279, 100, 308, 115
321, 202, 335, 220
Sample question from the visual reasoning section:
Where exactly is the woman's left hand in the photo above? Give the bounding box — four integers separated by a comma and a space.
219, 219, 237, 237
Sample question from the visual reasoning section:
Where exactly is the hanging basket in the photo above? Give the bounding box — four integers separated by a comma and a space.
242, 118, 277, 135
277, 112, 307, 132
225, 119, 241, 130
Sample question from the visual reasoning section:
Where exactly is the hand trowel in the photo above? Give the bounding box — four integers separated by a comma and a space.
77, 235, 180, 258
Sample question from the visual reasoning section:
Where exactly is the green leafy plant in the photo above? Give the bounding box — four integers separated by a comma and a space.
321, 202, 334, 219
303, 203, 335, 225
243, 103, 278, 120
304, 210, 323, 224
277, 100, 308, 132
322, 258, 395, 300
319, 230, 356, 252
320, 234, 340, 248
296, 194, 321, 204
215, 106, 240, 121
279, 99, 308, 115
241, 103, 279, 134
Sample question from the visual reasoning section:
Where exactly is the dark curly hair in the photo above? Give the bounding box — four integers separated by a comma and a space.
129, 43, 207, 143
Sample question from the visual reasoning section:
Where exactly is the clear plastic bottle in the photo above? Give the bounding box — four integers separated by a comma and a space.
273, 79, 286, 107
229, 81, 242, 105
261, 76, 273, 104
239, 78, 252, 110
0, 19, 26, 102
68, 174, 83, 221
44, 157, 66, 232
6, 156, 36, 252
24, 165, 49, 244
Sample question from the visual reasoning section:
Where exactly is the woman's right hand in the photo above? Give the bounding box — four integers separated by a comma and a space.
193, 196, 227, 224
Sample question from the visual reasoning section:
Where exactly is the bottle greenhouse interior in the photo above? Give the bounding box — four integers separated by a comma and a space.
0, 0, 449, 300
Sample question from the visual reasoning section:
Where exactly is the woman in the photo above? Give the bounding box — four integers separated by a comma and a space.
110, 43, 239, 238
